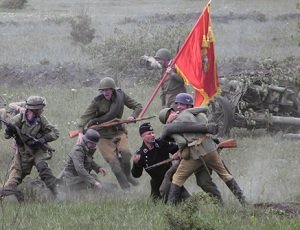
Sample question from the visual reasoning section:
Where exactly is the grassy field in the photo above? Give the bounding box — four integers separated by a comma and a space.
0, 0, 300, 229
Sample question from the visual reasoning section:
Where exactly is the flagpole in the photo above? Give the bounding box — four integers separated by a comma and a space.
138, 63, 173, 118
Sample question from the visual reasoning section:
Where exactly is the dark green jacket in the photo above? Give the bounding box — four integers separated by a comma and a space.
64, 143, 101, 185
78, 89, 142, 138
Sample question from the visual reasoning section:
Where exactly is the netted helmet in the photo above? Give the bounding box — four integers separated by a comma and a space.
175, 93, 194, 106
25, 96, 46, 110
98, 77, 116, 90
158, 108, 173, 124
154, 48, 172, 60
83, 129, 100, 144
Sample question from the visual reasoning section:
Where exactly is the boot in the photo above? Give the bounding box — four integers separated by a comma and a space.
168, 183, 182, 205
195, 168, 223, 204
36, 161, 58, 197
114, 172, 130, 190
179, 186, 191, 202
121, 161, 139, 186
226, 179, 247, 206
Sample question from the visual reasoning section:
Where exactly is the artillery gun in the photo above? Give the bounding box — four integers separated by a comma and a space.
208, 73, 300, 136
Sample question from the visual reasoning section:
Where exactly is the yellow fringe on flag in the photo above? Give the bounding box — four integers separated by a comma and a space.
208, 26, 215, 43
202, 35, 208, 48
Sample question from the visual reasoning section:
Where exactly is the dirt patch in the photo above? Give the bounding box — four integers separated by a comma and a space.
255, 202, 300, 218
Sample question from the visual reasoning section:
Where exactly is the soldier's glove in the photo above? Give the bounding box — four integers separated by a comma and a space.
4, 123, 17, 138
207, 123, 218, 135
27, 137, 45, 146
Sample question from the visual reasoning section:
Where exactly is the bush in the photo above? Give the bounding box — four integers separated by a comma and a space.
87, 15, 193, 81
70, 11, 95, 45
1, 0, 27, 9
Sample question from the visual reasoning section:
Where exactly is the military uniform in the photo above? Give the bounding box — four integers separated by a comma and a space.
63, 142, 102, 191
154, 48, 186, 108
165, 107, 247, 205
0, 101, 25, 129
160, 69, 186, 108
4, 109, 59, 196
78, 81, 142, 190
132, 139, 179, 199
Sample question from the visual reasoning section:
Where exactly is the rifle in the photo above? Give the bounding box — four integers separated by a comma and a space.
69, 115, 156, 138
144, 138, 237, 170
0, 118, 55, 154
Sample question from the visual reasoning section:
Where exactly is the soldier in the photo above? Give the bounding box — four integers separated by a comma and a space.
159, 93, 247, 205
154, 48, 187, 108
159, 93, 223, 203
62, 129, 107, 192
77, 77, 143, 190
3, 96, 60, 198
0, 101, 26, 129
131, 122, 189, 202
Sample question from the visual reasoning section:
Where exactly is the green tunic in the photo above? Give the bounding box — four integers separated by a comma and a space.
64, 143, 101, 188
78, 89, 142, 138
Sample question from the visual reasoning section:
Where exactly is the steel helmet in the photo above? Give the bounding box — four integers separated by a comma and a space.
83, 129, 100, 144
98, 77, 116, 90
25, 96, 46, 110
158, 108, 173, 124
154, 48, 172, 60
175, 93, 194, 106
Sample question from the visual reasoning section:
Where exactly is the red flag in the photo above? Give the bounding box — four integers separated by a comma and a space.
173, 3, 220, 106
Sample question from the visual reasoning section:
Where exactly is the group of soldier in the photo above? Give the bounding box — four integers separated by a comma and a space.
0, 48, 247, 206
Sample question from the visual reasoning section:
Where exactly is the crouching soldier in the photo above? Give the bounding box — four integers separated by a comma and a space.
131, 123, 190, 202
62, 129, 107, 192
2, 96, 60, 200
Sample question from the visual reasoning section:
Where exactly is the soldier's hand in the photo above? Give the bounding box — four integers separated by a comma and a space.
77, 132, 84, 144
207, 123, 218, 135
171, 151, 181, 160
132, 154, 141, 163
98, 168, 106, 176
127, 116, 135, 122
94, 181, 102, 189
4, 124, 17, 138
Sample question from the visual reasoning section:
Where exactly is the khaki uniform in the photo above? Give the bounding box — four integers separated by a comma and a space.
63, 142, 102, 190
4, 112, 59, 195
161, 69, 186, 108
78, 89, 142, 189
169, 108, 233, 186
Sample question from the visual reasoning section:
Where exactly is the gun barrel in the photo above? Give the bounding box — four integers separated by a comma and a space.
270, 116, 300, 126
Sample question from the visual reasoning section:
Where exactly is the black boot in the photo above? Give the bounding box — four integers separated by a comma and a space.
168, 183, 182, 205
195, 168, 223, 204
114, 172, 130, 190
122, 161, 139, 186
226, 179, 247, 206
179, 186, 191, 202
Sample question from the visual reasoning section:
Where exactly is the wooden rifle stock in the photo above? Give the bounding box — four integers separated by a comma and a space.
144, 139, 237, 170
217, 138, 237, 149
69, 115, 156, 138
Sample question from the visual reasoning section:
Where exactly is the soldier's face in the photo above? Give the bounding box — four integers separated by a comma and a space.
101, 89, 113, 100
86, 141, 97, 150
176, 103, 189, 113
141, 131, 155, 144
27, 108, 43, 120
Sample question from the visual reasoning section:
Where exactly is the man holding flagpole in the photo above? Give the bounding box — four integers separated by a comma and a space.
154, 48, 187, 109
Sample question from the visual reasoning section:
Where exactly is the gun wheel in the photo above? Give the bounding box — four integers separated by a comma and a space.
208, 96, 233, 137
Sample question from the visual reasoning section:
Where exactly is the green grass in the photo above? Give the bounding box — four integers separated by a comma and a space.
1, 85, 300, 229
